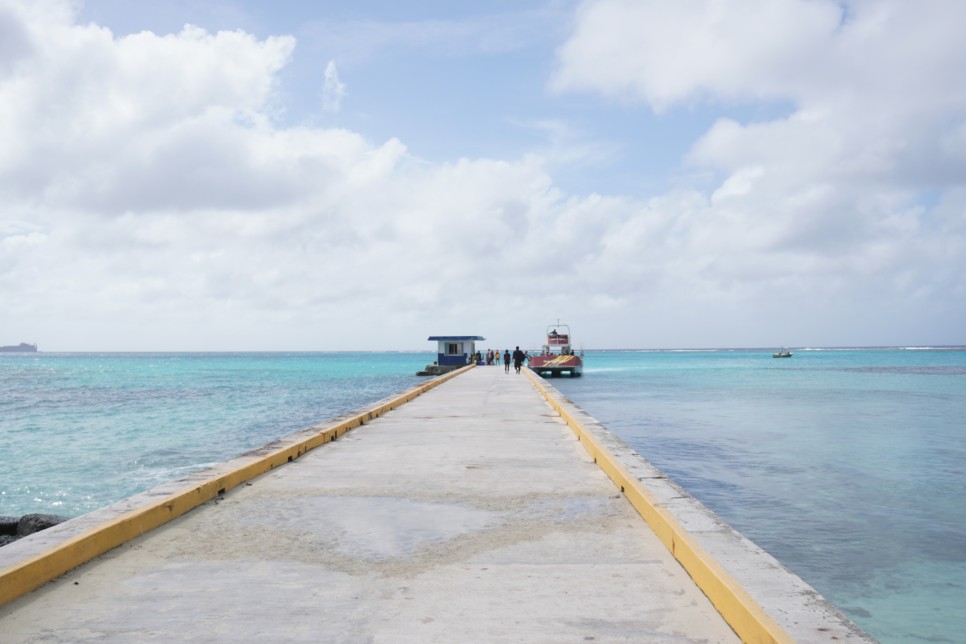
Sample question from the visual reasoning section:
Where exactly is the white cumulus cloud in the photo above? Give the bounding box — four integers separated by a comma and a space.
0, 0, 963, 350
548, 0, 966, 344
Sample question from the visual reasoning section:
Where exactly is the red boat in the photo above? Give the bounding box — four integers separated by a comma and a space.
528, 322, 583, 377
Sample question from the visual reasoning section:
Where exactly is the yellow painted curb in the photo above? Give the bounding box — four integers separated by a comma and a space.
0, 365, 473, 608
524, 368, 793, 644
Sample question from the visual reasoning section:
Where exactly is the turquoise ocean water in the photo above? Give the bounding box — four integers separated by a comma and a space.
553, 348, 966, 644
0, 352, 430, 517
1, 348, 964, 642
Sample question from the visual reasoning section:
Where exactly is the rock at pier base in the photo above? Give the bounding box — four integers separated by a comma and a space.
416, 364, 464, 376
17, 513, 69, 536
0, 515, 19, 536
0, 513, 70, 547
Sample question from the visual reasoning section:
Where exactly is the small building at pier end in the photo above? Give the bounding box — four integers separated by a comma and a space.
417, 335, 485, 376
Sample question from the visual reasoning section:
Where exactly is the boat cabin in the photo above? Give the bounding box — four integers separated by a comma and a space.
543, 328, 574, 355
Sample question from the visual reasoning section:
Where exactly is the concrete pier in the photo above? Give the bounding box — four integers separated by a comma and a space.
0, 366, 870, 643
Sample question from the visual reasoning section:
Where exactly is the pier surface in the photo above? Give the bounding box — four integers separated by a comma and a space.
0, 367, 740, 642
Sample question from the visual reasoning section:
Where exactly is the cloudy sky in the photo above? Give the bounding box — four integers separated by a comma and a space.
1, 0, 964, 351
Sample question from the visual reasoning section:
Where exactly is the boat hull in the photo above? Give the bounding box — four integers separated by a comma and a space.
529, 354, 583, 377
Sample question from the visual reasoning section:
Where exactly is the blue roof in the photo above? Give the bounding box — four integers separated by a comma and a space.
428, 336, 485, 341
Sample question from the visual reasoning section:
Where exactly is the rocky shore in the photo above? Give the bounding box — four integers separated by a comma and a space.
0, 513, 69, 547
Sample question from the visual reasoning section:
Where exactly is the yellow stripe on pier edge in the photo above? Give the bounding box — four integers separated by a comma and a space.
524, 368, 794, 644
0, 365, 473, 608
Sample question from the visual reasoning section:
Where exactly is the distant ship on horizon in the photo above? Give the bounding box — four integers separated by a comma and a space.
0, 342, 38, 353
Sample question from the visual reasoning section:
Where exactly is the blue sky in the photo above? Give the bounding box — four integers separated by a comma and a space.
2, 0, 965, 350
77, 0, 758, 197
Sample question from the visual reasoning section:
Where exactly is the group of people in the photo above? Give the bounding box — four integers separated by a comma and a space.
479, 347, 529, 373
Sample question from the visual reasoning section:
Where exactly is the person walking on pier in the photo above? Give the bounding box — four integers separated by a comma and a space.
503, 349, 511, 373
512, 346, 526, 374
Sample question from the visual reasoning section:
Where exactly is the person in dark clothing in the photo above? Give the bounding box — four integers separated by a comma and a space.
503, 350, 511, 373
512, 346, 526, 374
